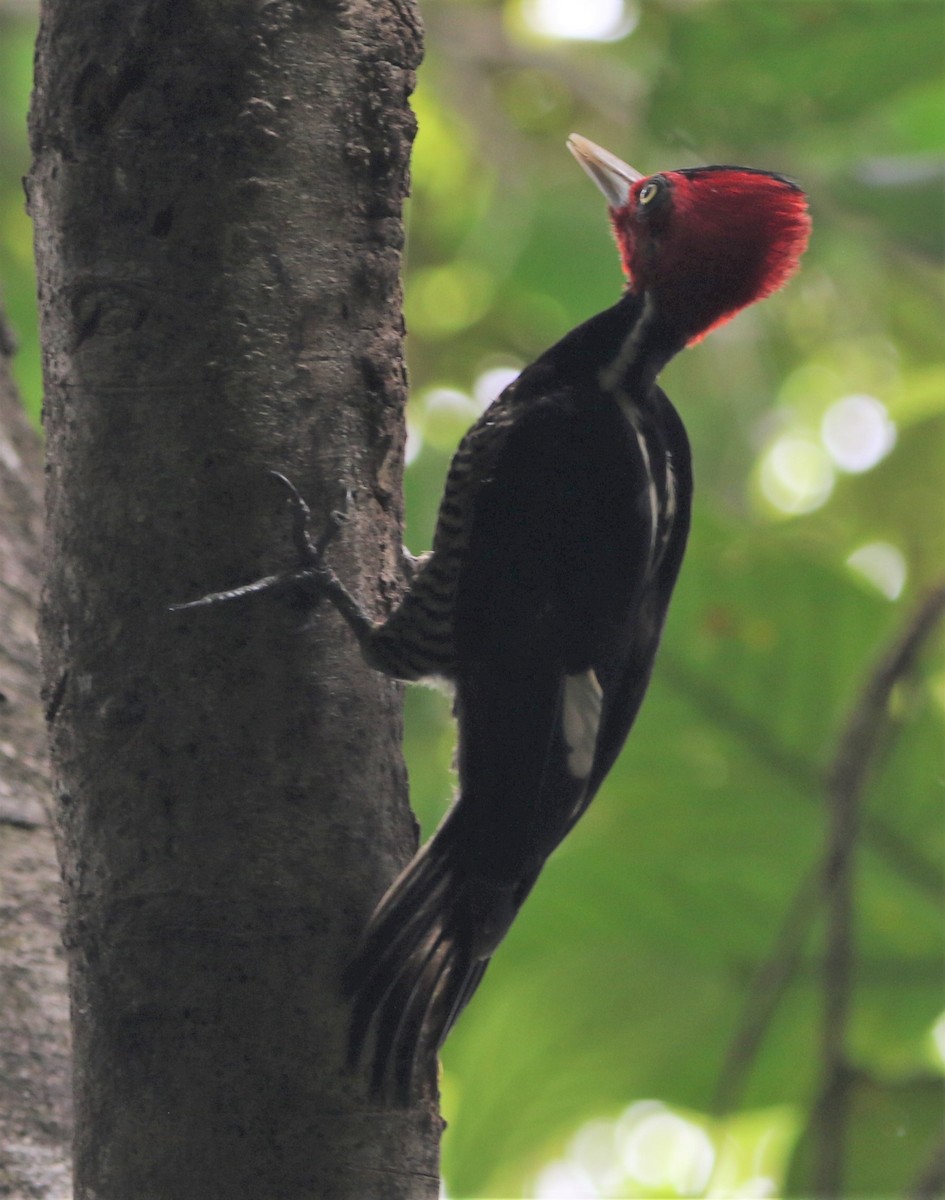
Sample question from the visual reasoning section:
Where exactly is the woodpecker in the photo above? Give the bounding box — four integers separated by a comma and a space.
174, 135, 810, 1102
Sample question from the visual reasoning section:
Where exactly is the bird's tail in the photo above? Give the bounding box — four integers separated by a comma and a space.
343, 809, 523, 1103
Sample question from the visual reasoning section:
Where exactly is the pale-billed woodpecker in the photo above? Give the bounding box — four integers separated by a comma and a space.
174, 134, 810, 1101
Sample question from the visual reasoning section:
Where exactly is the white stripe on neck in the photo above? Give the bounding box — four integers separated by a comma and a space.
597, 291, 656, 397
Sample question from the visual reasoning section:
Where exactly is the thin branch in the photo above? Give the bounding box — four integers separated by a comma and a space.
711, 581, 945, 1132
660, 656, 943, 903
812, 579, 945, 1198
910, 1128, 945, 1200
712, 859, 821, 1115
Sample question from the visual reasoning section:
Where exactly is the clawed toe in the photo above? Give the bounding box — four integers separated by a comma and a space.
171, 472, 353, 615
268, 471, 351, 566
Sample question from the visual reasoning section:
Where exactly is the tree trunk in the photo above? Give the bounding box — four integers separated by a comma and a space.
28, 1, 437, 1196
0, 310, 72, 1196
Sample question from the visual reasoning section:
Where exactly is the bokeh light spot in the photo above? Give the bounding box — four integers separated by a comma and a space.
847, 541, 907, 600
420, 387, 481, 450
520, 0, 638, 42
532, 1101, 798, 1197
931, 1011, 945, 1068
620, 1108, 715, 1193
759, 433, 835, 515
404, 417, 423, 465
473, 365, 521, 411
406, 263, 494, 337
534, 1161, 598, 1198
821, 393, 896, 473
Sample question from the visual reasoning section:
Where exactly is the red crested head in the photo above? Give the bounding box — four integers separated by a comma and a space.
568, 134, 811, 345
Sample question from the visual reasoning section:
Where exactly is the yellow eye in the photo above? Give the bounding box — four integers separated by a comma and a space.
638, 181, 660, 205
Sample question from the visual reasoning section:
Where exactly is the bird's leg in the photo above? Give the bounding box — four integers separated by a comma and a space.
401, 548, 432, 582
170, 471, 379, 654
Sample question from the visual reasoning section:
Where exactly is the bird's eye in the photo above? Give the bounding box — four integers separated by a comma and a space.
638, 180, 661, 206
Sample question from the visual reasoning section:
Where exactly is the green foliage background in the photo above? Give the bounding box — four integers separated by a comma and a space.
1, 1, 942, 1196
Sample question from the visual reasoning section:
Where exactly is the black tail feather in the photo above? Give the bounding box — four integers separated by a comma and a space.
443, 957, 489, 1037
386, 932, 455, 1100
343, 815, 514, 1104
345, 846, 453, 1066
369, 926, 444, 1092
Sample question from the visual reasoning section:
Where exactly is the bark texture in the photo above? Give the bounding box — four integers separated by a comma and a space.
29, 1, 436, 1196
0, 314, 72, 1196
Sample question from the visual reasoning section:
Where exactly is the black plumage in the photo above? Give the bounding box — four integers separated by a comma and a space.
343, 289, 692, 1099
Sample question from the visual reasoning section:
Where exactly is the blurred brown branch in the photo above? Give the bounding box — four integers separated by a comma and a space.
910, 1129, 945, 1200
711, 579, 945, 1174
814, 579, 945, 1197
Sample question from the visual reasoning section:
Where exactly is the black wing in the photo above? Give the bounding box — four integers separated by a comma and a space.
451, 386, 659, 878
344, 380, 686, 1101
584, 385, 692, 798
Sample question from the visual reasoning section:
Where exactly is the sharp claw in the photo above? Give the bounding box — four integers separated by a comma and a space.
315, 512, 343, 559
266, 471, 352, 564
328, 487, 354, 527
171, 473, 353, 614
267, 471, 305, 511
264, 470, 316, 561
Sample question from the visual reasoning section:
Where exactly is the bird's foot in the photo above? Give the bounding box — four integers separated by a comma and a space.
170, 471, 352, 615
267, 470, 352, 570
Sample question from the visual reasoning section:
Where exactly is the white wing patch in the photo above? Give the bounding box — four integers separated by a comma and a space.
664, 454, 677, 524
562, 669, 604, 779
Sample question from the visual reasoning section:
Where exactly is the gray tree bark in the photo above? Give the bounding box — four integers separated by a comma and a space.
0, 311, 72, 1196
28, 1, 438, 1196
